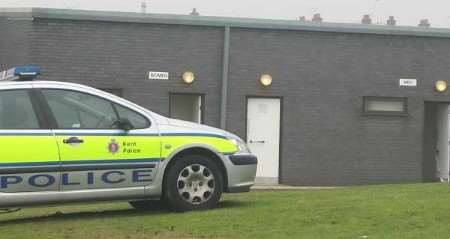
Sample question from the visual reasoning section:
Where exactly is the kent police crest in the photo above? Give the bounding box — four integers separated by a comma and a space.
108, 139, 119, 154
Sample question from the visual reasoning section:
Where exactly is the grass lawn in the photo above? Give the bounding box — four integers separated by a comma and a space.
1, 183, 450, 239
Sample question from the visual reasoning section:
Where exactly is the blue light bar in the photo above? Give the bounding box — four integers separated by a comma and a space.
0, 65, 41, 81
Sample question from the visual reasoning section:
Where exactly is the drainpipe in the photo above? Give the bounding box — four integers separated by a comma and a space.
220, 26, 230, 129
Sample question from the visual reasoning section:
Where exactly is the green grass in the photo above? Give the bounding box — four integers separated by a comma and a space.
1, 183, 450, 239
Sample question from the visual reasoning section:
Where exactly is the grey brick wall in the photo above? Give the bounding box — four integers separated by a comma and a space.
4, 16, 450, 186
227, 28, 450, 185
29, 19, 224, 127
0, 18, 32, 69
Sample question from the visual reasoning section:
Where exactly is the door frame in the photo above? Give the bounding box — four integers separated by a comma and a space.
0, 88, 61, 193
245, 95, 284, 183
435, 104, 449, 181
423, 101, 450, 182
168, 92, 205, 124
33, 87, 160, 190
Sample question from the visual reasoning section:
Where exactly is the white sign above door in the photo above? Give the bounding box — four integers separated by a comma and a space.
149, 71, 169, 80
399, 78, 417, 87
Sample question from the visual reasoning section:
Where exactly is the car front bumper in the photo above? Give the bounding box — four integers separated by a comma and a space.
223, 153, 258, 193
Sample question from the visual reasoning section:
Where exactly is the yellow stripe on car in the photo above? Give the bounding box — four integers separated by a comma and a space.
55, 135, 161, 162
0, 133, 238, 165
161, 136, 238, 158
0, 135, 59, 164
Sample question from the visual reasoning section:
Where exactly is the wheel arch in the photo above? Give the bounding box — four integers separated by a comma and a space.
162, 145, 229, 194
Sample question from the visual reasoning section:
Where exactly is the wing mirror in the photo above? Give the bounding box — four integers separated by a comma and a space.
114, 118, 134, 131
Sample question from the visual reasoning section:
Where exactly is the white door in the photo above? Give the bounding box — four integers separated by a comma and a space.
247, 98, 281, 185
436, 104, 449, 181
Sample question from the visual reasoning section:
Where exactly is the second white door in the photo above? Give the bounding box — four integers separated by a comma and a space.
246, 98, 281, 185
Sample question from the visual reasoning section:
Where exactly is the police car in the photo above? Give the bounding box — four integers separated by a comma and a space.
0, 66, 257, 212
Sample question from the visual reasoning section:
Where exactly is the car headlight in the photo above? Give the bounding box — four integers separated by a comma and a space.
229, 137, 251, 154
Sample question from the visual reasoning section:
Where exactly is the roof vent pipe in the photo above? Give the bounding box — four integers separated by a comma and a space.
387, 16, 396, 26
312, 13, 322, 22
140, 1, 147, 14
190, 8, 200, 16
361, 14, 372, 24
418, 19, 430, 27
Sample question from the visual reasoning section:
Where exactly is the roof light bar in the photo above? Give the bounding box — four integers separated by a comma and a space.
0, 65, 41, 81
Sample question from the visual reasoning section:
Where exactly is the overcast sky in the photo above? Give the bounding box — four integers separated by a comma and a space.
1, 0, 450, 28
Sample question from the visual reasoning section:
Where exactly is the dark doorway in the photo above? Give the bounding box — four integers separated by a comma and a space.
169, 93, 204, 124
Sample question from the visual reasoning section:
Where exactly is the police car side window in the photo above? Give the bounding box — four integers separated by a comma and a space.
114, 103, 150, 129
42, 90, 119, 129
0, 90, 40, 129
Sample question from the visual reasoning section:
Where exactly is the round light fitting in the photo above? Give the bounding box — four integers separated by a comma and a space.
260, 74, 273, 87
435, 80, 448, 92
182, 71, 195, 84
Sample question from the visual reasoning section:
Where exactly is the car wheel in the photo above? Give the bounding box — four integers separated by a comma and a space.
164, 154, 224, 212
129, 200, 166, 211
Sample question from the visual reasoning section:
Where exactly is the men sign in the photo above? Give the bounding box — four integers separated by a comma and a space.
399, 78, 417, 87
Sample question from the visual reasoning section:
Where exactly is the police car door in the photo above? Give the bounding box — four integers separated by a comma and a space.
0, 86, 60, 193
37, 87, 160, 191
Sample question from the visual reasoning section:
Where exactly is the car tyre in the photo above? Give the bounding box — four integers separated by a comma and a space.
164, 154, 224, 212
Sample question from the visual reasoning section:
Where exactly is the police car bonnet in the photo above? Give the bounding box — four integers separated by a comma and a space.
0, 65, 41, 81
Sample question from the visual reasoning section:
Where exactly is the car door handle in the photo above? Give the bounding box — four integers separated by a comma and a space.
249, 140, 265, 143
63, 137, 84, 144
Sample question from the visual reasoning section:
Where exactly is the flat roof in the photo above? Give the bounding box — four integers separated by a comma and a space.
2, 7, 450, 39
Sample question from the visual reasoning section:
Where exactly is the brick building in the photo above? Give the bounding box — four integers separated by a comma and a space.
2, 8, 450, 185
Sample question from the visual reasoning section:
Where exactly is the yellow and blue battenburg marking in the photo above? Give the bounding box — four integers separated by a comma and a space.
0, 131, 238, 190
0, 131, 237, 165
